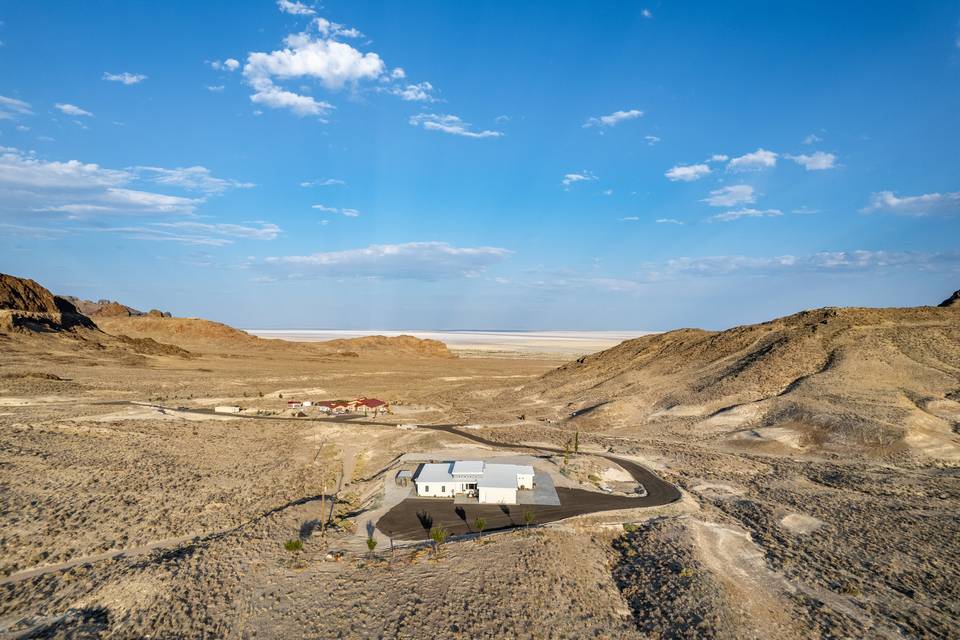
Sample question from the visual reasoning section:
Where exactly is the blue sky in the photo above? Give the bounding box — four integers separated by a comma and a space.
1, 1, 958, 330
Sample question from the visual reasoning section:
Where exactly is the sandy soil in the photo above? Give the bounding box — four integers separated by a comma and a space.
1, 315, 958, 638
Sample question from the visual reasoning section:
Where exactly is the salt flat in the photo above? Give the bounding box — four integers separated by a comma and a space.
246, 329, 655, 357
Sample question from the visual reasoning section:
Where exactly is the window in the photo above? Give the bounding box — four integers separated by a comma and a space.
423, 485, 429, 492
441, 485, 446, 492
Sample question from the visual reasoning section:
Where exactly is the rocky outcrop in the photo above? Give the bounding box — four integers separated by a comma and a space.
319, 334, 455, 358
938, 290, 960, 308
0, 274, 98, 332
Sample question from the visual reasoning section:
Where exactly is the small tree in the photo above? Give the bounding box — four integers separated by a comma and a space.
474, 516, 486, 542
429, 524, 449, 556
284, 539, 303, 552
523, 510, 535, 528
366, 537, 378, 555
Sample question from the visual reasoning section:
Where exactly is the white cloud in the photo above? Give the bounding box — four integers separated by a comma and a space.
602, 189, 613, 196
711, 208, 783, 222
312, 204, 358, 217
644, 135, 660, 146
792, 206, 819, 215
642, 8, 653, 18
727, 148, 777, 172
277, 0, 315, 15
103, 71, 147, 85
136, 166, 256, 193
251, 84, 334, 117
390, 67, 406, 79
409, 113, 503, 138
803, 133, 823, 145
55, 103, 94, 117
619, 216, 640, 221
656, 218, 683, 224
207, 85, 225, 92
861, 190, 960, 216
392, 81, 439, 102
262, 241, 512, 280
153, 221, 281, 241
707, 154, 728, 163
16, 125, 30, 131
243, 31, 385, 116
44, 188, 201, 216
301, 178, 345, 187
665, 163, 711, 182
785, 151, 836, 171
0, 148, 251, 219
210, 58, 241, 72
0, 95, 32, 120
583, 109, 644, 128
702, 184, 755, 207
561, 171, 597, 188
0, 148, 130, 189
313, 17, 362, 39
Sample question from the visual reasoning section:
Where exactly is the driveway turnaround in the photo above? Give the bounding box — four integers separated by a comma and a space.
377, 426, 681, 540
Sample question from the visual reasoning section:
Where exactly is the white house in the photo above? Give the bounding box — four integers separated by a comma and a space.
214, 405, 241, 414
414, 460, 535, 504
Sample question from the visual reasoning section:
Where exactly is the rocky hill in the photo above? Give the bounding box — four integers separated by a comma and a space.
60, 296, 173, 318
507, 295, 960, 461
0, 274, 98, 332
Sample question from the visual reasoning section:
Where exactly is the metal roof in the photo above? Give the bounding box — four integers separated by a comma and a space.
414, 462, 454, 483
476, 464, 535, 489
451, 460, 484, 476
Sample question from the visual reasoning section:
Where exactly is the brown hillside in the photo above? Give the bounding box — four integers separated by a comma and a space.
508, 300, 960, 461
321, 334, 454, 358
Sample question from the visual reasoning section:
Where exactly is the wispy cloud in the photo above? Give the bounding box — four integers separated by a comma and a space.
861, 190, 960, 216
661, 250, 960, 277
206, 85, 225, 92
583, 109, 643, 128
0, 95, 33, 120
562, 171, 597, 188
803, 133, 823, 145
727, 148, 777, 172
262, 241, 512, 280
312, 204, 359, 217
103, 71, 147, 85
656, 218, 683, 225
711, 208, 783, 222
785, 151, 836, 171
301, 178, 345, 187
701, 185, 755, 207
55, 103, 94, 117
409, 113, 503, 138
0, 148, 248, 219
644, 135, 660, 146
665, 163, 711, 182
619, 216, 640, 221
136, 166, 255, 194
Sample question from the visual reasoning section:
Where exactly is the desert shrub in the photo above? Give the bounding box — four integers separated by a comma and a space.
366, 537, 377, 552
623, 523, 638, 533
283, 539, 303, 552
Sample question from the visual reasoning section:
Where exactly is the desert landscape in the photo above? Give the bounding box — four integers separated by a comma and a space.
1, 272, 957, 639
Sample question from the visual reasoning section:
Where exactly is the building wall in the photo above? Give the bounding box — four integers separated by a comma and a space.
478, 487, 517, 504
517, 473, 534, 490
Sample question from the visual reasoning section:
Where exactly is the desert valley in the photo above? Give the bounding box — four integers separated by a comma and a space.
0, 272, 957, 639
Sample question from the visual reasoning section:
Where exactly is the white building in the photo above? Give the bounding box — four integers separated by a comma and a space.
414, 460, 535, 504
214, 405, 241, 414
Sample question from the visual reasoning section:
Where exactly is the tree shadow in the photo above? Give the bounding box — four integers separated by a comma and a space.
499, 504, 512, 524
454, 506, 470, 531
416, 510, 434, 532
365, 520, 376, 537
